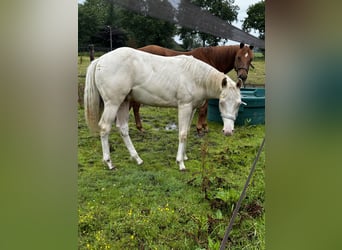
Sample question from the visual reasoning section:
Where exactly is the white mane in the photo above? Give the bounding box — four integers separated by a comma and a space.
171, 54, 228, 97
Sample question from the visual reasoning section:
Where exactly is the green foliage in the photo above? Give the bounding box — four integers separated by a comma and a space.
79, 0, 264, 52
78, 0, 110, 46
242, 0, 265, 40
179, 0, 239, 48
78, 0, 177, 49
119, 11, 177, 48
78, 56, 265, 249
78, 4, 99, 46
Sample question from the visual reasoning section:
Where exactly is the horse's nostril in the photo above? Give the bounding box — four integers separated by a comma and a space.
222, 129, 233, 136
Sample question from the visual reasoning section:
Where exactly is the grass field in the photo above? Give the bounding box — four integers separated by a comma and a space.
78, 52, 265, 249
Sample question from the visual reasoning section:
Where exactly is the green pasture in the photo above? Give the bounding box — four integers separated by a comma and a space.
78, 52, 265, 249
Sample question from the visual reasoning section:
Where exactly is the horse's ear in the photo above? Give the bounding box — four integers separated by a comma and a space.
240, 42, 245, 48
222, 77, 227, 88
249, 45, 254, 50
236, 78, 243, 89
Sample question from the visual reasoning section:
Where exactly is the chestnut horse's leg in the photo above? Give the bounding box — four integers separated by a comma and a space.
117, 101, 143, 165
196, 100, 209, 135
130, 101, 144, 132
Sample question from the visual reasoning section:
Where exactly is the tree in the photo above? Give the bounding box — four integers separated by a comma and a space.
178, 29, 203, 50
78, 3, 99, 47
242, 0, 265, 40
78, 0, 177, 50
78, 0, 109, 48
119, 11, 177, 48
178, 0, 239, 49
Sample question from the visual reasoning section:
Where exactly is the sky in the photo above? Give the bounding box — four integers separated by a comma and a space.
233, 0, 260, 33
78, 0, 261, 44
226, 0, 260, 44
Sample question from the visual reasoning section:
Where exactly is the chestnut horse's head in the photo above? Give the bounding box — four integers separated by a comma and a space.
234, 42, 254, 83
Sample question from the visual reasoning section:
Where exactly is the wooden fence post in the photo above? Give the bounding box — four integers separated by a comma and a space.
88, 44, 95, 61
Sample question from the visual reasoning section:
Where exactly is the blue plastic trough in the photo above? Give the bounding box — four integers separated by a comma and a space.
208, 88, 265, 126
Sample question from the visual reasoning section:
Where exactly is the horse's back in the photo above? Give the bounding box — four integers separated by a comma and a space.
100, 47, 169, 64
139, 45, 216, 67
139, 45, 188, 56
139, 45, 164, 54
94, 47, 217, 107
96, 47, 152, 79
98, 47, 193, 76
99, 47, 139, 64
97, 47, 217, 79
95, 47, 186, 89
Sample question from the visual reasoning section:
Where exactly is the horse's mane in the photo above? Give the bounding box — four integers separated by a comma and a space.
175, 55, 227, 96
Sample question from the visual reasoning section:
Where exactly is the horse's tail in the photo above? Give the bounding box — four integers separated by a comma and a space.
84, 59, 102, 134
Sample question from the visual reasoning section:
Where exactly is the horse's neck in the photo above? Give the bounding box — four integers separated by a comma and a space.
222, 46, 239, 73
202, 69, 226, 99
194, 46, 238, 74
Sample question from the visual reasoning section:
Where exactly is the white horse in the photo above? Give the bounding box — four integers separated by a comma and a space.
84, 47, 243, 171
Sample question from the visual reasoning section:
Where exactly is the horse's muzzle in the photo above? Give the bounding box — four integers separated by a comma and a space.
222, 129, 234, 136
238, 73, 247, 82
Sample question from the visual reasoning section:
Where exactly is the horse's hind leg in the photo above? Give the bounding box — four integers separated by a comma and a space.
117, 101, 143, 165
99, 104, 119, 170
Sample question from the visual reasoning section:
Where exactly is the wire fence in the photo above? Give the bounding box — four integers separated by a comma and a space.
113, 0, 264, 49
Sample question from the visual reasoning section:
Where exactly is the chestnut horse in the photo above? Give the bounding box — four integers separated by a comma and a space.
131, 42, 254, 135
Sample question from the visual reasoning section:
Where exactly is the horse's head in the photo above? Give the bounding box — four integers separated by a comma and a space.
234, 42, 254, 83
219, 77, 245, 136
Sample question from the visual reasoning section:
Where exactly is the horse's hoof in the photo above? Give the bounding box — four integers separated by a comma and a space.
196, 131, 205, 138
179, 165, 186, 171
103, 159, 115, 170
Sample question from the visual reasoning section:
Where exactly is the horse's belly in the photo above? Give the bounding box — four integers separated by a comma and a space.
129, 88, 178, 107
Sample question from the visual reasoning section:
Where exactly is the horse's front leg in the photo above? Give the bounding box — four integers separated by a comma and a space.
183, 109, 196, 161
176, 104, 194, 171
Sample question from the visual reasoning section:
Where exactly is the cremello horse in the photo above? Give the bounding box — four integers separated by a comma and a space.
84, 47, 244, 171
135, 43, 254, 134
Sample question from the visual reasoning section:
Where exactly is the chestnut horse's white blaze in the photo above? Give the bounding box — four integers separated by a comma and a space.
84, 47, 243, 170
